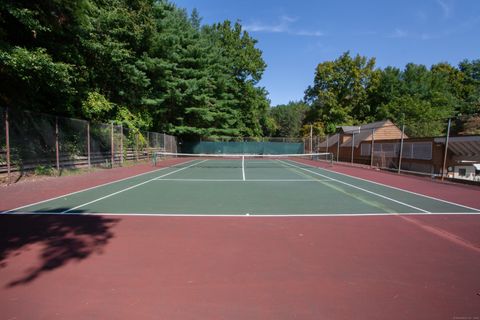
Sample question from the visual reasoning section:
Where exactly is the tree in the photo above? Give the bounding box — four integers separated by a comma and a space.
458, 59, 480, 115
1, 0, 271, 138
378, 95, 450, 137
269, 101, 308, 137
304, 52, 379, 129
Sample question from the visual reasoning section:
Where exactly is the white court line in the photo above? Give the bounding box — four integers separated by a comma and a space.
278, 160, 431, 213
61, 160, 207, 213
2, 164, 186, 214
4, 211, 479, 217
289, 159, 480, 213
242, 155, 245, 181
159, 179, 324, 182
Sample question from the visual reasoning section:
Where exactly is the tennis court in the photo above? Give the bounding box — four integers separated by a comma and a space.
6, 154, 478, 216
2, 155, 480, 320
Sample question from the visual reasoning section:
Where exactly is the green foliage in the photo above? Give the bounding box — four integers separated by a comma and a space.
0, 47, 75, 113
2, 1, 479, 140
306, 52, 479, 137
0, 0, 271, 139
378, 95, 450, 137
269, 102, 308, 137
81, 91, 114, 121
34, 165, 54, 176
305, 52, 379, 129
300, 121, 326, 138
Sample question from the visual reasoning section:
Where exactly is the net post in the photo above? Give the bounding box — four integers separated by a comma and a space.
5, 107, 11, 185
110, 121, 114, 168
370, 128, 375, 168
87, 121, 91, 169
55, 116, 60, 174
397, 124, 405, 174
441, 118, 451, 181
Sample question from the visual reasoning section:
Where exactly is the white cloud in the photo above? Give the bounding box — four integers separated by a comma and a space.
389, 28, 408, 38
437, 0, 452, 18
420, 33, 438, 40
244, 22, 286, 33
279, 15, 297, 23
295, 30, 324, 37
244, 16, 324, 37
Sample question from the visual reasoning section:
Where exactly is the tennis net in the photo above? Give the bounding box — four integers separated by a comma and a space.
153, 152, 334, 168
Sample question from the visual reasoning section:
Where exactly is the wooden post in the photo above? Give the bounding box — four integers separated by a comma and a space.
135, 132, 139, 161
370, 128, 375, 168
309, 125, 313, 153
441, 118, 451, 181
351, 133, 355, 164
110, 121, 114, 167
5, 108, 11, 185
55, 117, 60, 173
87, 122, 91, 169
336, 133, 341, 163
326, 134, 329, 153
145, 131, 149, 161
398, 124, 405, 174
120, 123, 123, 166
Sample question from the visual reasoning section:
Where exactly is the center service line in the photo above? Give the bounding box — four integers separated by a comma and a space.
242, 155, 246, 181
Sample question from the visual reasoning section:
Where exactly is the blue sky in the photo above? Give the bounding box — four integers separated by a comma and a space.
173, 0, 480, 106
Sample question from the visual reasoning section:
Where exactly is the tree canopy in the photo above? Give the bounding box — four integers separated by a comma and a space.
0, 0, 270, 138
303, 52, 480, 137
1, 1, 479, 139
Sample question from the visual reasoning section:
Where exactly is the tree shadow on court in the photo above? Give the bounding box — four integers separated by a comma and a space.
0, 211, 119, 288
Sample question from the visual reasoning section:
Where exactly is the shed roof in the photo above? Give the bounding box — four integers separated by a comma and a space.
318, 134, 340, 148
337, 120, 393, 134
434, 135, 480, 161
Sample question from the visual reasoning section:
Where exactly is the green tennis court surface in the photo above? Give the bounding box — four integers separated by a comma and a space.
9, 158, 478, 215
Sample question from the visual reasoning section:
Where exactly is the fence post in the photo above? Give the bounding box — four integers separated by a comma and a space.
441, 118, 451, 181
5, 107, 11, 185
398, 124, 405, 174
87, 121, 91, 169
326, 134, 329, 153
55, 117, 60, 173
135, 132, 139, 161
120, 123, 123, 166
337, 134, 340, 162
110, 121, 114, 167
147, 131, 150, 161
370, 129, 375, 168
351, 133, 355, 164
309, 125, 313, 153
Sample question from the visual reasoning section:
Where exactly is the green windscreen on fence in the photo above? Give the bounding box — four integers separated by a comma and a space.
180, 141, 304, 154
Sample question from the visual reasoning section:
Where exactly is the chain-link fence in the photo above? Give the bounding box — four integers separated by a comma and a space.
305, 117, 480, 182
1, 107, 178, 184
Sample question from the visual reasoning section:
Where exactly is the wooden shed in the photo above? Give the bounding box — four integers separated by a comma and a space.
318, 120, 405, 149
